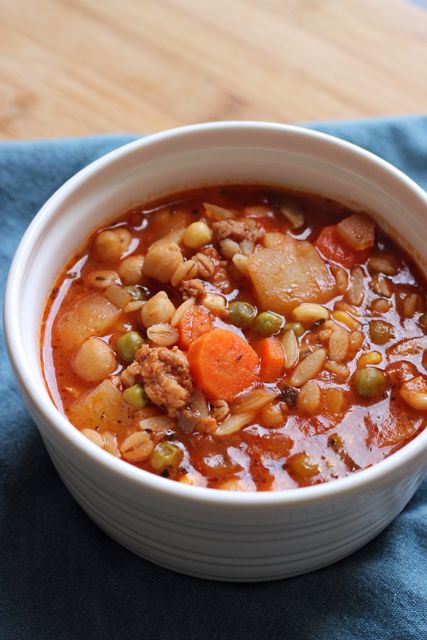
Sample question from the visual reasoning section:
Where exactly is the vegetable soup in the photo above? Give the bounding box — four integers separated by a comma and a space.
41, 186, 427, 490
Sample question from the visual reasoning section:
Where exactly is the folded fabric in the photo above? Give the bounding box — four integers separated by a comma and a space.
1, 117, 426, 640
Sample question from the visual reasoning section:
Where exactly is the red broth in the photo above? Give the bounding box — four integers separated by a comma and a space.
41, 186, 427, 490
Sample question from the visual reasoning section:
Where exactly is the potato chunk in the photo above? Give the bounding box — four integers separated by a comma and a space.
69, 379, 139, 433
248, 236, 336, 315
337, 213, 375, 250
57, 294, 121, 351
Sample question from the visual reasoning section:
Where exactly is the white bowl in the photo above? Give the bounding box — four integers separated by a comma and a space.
4, 122, 427, 582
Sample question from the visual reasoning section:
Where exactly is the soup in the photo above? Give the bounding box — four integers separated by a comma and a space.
41, 186, 427, 490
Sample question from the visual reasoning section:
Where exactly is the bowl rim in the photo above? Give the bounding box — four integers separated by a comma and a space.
4, 120, 427, 507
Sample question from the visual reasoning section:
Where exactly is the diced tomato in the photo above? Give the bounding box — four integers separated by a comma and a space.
315, 225, 372, 268
243, 431, 293, 459
365, 400, 423, 448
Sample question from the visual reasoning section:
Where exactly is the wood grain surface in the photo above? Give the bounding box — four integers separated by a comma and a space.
1, 0, 426, 139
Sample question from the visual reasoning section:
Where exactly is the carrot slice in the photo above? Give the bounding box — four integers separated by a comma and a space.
188, 328, 259, 401
315, 225, 371, 268
255, 337, 285, 382
178, 305, 214, 350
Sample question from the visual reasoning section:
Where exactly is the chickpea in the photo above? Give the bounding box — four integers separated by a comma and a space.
220, 239, 240, 259
72, 337, 117, 382
141, 291, 176, 328
143, 242, 183, 284
182, 221, 212, 249
94, 228, 132, 262
118, 255, 145, 285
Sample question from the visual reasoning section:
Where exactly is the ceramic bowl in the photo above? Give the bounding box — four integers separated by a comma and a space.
4, 122, 427, 581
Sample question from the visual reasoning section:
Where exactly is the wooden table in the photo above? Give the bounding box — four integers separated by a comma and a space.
1, 0, 426, 140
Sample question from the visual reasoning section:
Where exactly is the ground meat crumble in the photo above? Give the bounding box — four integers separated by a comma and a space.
135, 344, 193, 417
212, 219, 265, 243
179, 278, 206, 300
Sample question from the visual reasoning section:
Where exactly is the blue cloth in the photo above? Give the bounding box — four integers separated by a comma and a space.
1, 118, 427, 640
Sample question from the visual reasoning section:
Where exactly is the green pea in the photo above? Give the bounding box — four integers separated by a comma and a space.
116, 331, 144, 362
286, 453, 319, 479
125, 285, 144, 301
283, 321, 304, 337
253, 311, 283, 336
353, 367, 386, 398
369, 320, 393, 345
150, 442, 183, 471
122, 384, 148, 409
228, 301, 257, 329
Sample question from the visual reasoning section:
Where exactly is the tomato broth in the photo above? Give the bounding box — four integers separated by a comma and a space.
42, 186, 427, 491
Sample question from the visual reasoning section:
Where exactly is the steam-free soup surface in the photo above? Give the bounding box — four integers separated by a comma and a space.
42, 186, 427, 490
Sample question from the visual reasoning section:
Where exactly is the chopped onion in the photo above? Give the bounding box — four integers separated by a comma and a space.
232, 388, 277, 414
139, 415, 175, 433
203, 202, 236, 220
190, 389, 209, 419
215, 411, 255, 436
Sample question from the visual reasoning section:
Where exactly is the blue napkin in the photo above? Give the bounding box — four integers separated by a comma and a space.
1, 118, 426, 640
